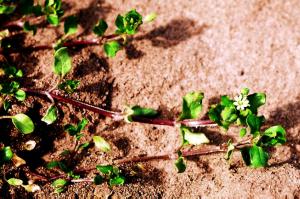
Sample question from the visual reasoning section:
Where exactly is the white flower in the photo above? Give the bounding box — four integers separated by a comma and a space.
233, 94, 249, 111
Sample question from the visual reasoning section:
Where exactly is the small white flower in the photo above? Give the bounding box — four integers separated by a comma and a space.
233, 94, 249, 111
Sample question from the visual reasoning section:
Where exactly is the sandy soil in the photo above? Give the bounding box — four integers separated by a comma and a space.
1, 0, 300, 198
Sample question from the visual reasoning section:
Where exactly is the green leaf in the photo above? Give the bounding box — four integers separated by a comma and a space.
144, 12, 157, 22
53, 47, 72, 78
64, 16, 78, 35
3, 100, 10, 111
123, 10, 143, 35
115, 15, 125, 34
175, 152, 186, 173
46, 161, 59, 169
0, 146, 13, 162
58, 79, 80, 94
93, 136, 111, 152
224, 140, 235, 160
77, 142, 89, 150
179, 91, 204, 120
93, 19, 108, 36
41, 105, 58, 125
15, 89, 26, 101
259, 125, 286, 147
124, 105, 158, 122
180, 126, 209, 145
247, 93, 266, 114
0, 5, 16, 14
23, 21, 37, 35
240, 128, 247, 137
77, 118, 88, 132
221, 106, 237, 123
94, 175, 103, 185
7, 178, 23, 186
52, 179, 67, 193
47, 14, 59, 26
104, 41, 120, 58
12, 114, 34, 134
109, 176, 125, 186
241, 145, 268, 168
246, 114, 264, 136
241, 88, 249, 96
96, 165, 113, 175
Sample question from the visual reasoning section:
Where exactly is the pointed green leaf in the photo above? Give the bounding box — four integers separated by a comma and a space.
53, 47, 72, 78
7, 178, 23, 186
93, 136, 111, 152
41, 105, 58, 125
12, 114, 34, 134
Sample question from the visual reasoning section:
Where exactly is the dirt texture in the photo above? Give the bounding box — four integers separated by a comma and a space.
1, 0, 300, 198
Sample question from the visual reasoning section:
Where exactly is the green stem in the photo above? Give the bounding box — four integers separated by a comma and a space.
0, 116, 12, 120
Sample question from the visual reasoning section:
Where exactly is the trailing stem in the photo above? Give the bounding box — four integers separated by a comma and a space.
23, 88, 217, 128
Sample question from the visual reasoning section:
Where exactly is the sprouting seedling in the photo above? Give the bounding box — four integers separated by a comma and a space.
0, 66, 26, 102
101, 9, 144, 58
43, 0, 64, 26
95, 165, 125, 186
0, 2, 16, 15
7, 178, 41, 193
0, 113, 34, 134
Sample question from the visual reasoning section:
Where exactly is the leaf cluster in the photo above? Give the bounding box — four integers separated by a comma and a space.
95, 165, 125, 186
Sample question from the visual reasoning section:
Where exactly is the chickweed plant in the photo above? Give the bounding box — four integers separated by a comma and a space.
0, 0, 286, 194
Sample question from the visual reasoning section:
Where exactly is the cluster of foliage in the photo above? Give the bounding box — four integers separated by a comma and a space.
0, 0, 287, 195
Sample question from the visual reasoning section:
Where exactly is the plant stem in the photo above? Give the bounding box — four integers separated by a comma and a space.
0, 115, 12, 120
23, 88, 217, 128
71, 178, 94, 183
0, 34, 120, 54
114, 141, 252, 165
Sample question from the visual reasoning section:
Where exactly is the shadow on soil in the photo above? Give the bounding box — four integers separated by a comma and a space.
267, 97, 300, 169
126, 18, 209, 59
77, 0, 113, 36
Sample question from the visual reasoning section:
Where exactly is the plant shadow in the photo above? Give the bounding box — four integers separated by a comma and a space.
136, 18, 208, 48
267, 96, 300, 169
76, 0, 113, 36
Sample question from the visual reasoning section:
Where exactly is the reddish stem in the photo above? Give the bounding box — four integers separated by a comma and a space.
23, 88, 216, 127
